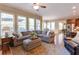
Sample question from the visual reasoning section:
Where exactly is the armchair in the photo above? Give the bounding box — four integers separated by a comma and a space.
41, 31, 55, 43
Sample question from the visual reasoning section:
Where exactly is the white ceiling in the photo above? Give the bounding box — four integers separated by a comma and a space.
2, 3, 79, 20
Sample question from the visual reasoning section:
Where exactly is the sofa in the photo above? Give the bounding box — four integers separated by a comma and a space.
12, 31, 31, 46
64, 37, 79, 55
21, 30, 55, 44
12, 30, 42, 46
38, 30, 55, 43
12, 30, 55, 47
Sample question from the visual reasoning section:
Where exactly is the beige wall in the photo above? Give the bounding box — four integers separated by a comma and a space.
0, 4, 43, 32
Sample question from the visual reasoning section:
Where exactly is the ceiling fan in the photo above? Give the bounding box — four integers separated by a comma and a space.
33, 3, 46, 11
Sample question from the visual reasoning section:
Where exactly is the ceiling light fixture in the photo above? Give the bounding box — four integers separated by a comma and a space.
33, 3, 40, 11
33, 5, 39, 10
72, 6, 76, 10
33, 3, 46, 11
73, 10, 76, 16
72, 6, 77, 16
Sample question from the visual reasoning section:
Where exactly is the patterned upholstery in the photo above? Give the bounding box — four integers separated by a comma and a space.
23, 38, 41, 51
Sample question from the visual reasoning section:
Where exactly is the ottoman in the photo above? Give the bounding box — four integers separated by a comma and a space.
23, 38, 41, 51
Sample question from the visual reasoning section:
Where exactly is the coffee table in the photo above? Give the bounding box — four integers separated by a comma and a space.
23, 38, 41, 51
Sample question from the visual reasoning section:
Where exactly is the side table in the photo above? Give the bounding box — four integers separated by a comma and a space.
2, 37, 14, 55
2, 38, 10, 54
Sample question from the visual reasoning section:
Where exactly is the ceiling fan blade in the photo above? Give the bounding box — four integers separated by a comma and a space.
33, 3, 39, 5
33, 3, 36, 4
33, 3, 46, 9
40, 6, 46, 8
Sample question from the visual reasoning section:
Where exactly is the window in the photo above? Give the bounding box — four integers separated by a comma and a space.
1, 12, 14, 37
36, 19, 40, 30
42, 21, 47, 30
17, 16, 26, 32
29, 18, 34, 31
42, 22, 55, 31
51, 22, 55, 30
47, 22, 51, 30
59, 22, 63, 30
63, 23, 66, 29
46, 22, 55, 31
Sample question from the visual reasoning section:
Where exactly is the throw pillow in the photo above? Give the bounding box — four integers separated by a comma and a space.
12, 32, 19, 38
47, 31, 50, 36
18, 32, 22, 37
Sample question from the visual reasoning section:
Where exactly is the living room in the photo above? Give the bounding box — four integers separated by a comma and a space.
0, 3, 79, 55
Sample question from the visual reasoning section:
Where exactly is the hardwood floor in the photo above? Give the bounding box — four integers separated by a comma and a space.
11, 42, 47, 55
0, 50, 2, 55
2, 33, 70, 55
4, 42, 70, 55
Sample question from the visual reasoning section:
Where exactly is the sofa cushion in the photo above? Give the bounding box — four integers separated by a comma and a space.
47, 31, 50, 36
42, 30, 47, 35
67, 41, 78, 48
21, 31, 31, 36
17, 35, 31, 40
35, 30, 42, 34
18, 32, 23, 37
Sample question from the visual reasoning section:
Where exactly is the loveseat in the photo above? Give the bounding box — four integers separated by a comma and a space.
37, 30, 55, 43
64, 37, 79, 55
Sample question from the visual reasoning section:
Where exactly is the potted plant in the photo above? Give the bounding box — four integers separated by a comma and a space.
30, 31, 38, 40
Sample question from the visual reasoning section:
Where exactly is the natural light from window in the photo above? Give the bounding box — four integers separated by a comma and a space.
1, 12, 14, 38
17, 16, 26, 32
36, 19, 40, 30
59, 22, 63, 30
29, 18, 34, 31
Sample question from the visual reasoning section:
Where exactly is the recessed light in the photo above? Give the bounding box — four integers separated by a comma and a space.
73, 10, 76, 13
72, 6, 76, 10
73, 13, 76, 16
